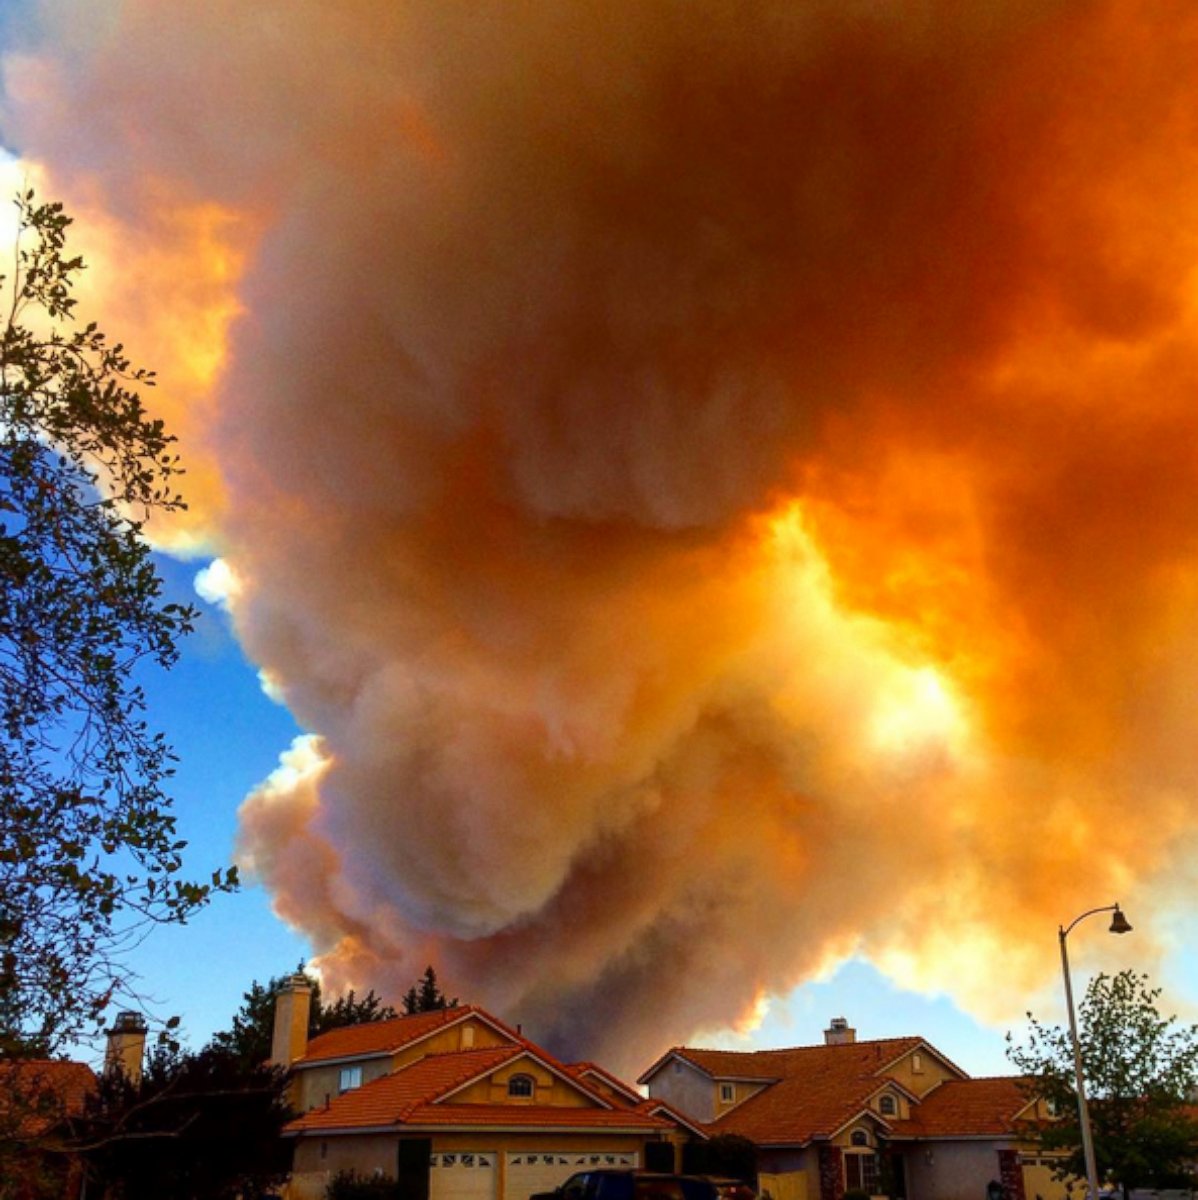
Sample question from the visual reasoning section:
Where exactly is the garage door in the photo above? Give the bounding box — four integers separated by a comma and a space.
505, 1151, 639, 1200
430, 1150, 498, 1200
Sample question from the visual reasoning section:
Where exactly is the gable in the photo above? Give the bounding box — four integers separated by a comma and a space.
572, 1063, 644, 1106
297, 1006, 515, 1067
292, 1008, 519, 1113
443, 1050, 614, 1110
876, 1043, 966, 1098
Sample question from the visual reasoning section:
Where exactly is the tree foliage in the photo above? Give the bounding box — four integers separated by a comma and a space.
1008, 970, 1198, 1194
0, 192, 234, 1055
209, 965, 399, 1067
402, 965, 457, 1015
78, 1044, 291, 1200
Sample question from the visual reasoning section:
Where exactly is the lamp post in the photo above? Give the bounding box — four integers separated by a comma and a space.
1058, 903, 1133, 1200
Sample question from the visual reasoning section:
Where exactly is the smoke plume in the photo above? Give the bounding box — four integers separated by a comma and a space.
6, 0, 1198, 1068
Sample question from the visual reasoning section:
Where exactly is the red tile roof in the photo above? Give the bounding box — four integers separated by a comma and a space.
569, 1062, 644, 1105
296, 1005, 485, 1064
700, 1040, 933, 1146
891, 1077, 1035, 1139
288, 1044, 672, 1135
288, 1046, 522, 1131
633, 1097, 711, 1139
0, 1059, 96, 1137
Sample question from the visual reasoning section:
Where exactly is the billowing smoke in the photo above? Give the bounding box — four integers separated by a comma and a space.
6, 0, 1198, 1069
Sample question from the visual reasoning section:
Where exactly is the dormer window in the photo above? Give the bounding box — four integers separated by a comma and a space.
338, 1065, 362, 1094
879, 1094, 897, 1116
720, 1083, 735, 1103
851, 1130, 869, 1147
508, 1073, 535, 1098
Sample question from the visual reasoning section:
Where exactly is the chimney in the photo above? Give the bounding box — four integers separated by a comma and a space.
824, 1017, 856, 1046
104, 1011, 147, 1085
270, 973, 313, 1068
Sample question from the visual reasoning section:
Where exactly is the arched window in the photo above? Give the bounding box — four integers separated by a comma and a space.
879, 1094, 897, 1116
508, 1074, 535, 1098
850, 1130, 868, 1147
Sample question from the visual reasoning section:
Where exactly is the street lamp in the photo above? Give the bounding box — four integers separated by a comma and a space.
1058, 903, 1132, 1200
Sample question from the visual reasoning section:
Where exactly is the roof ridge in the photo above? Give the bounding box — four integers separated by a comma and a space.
680, 1035, 922, 1055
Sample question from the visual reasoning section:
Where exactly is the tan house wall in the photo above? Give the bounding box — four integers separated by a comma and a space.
868, 1086, 908, 1121
398, 1017, 511, 1066
1020, 1154, 1073, 1200
453, 1061, 593, 1107
713, 1080, 770, 1119
881, 1049, 959, 1099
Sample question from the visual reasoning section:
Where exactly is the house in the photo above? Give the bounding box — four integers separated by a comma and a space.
0, 1057, 96, 1200
272, 976, 700, 1200
638, 1018, 1065, 1200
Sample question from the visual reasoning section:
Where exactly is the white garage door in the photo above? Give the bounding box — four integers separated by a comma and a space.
431, 1150, 498, 1200
505, 1151, 639, 1200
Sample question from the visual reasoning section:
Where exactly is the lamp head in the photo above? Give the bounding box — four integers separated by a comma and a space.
1109, 906, 1132, 935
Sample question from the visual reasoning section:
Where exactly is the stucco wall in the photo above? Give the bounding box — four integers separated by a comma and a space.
290, 1133, 399, 1200
902, 1141, 1006, 1200
296, 1055, 393, 1112
453, 1060, 592, 1107
645, 1057, 717, 1122
883, 1049, 959, 1100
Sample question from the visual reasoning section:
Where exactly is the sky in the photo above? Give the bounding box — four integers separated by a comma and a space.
1, 0, 1195, 1081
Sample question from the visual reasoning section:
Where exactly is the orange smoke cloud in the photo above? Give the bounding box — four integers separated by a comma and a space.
7, 0, 1198, 1068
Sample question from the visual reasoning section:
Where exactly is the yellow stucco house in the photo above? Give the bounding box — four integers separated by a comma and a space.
270, 977, 698, 1200
638, 1019, 1067, 1200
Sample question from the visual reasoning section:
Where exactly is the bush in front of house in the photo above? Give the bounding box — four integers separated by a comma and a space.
325, 1169, 400, 1200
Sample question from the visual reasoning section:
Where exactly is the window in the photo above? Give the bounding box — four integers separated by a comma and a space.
879, 1094, 897, 1116
508, 1073, 535, 1098
850, 1130, 868, 1147
338, 1065, 362, 1093
561, 1177, 589, 1200
719, 1083, 735, 1103
911, 1052, 924, 1074
845, 1153, 879, 1194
